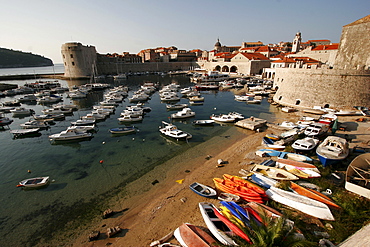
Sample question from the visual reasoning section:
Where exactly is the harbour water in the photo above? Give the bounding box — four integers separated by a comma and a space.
0, 69, 277, 246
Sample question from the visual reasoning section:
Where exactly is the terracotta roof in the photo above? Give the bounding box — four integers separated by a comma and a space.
312, 44, 339, 51
308, 39, 331, 43
240, 52, 269, 60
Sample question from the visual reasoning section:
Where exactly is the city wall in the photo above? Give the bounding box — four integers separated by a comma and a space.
273, 67, 370, 109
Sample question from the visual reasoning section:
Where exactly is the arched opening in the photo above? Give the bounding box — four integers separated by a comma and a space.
278, 96, 282, 100
275, 86, 279, 91
222, 66, 229, 72
324, 103, 330, 108
230, 66, 237, 73
215, 65, 221, 71
295, 99, 301, 105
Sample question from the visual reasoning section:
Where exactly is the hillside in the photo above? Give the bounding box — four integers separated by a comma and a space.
0, 47, 53, 68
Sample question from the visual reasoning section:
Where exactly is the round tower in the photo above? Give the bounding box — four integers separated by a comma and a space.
61, 42, 97, 79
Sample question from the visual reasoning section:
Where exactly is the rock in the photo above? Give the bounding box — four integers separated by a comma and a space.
107, 226, 121, 238
88, 230, 100, 241
102, 209, 114, 219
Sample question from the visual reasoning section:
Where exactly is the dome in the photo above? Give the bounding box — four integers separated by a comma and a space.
214, 38, 221, 47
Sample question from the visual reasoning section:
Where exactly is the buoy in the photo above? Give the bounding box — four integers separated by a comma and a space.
27, 170, 31, 173
132, 138, 135, 141
99, 160, 104, 164
214, 107, 217, 110
102, 141, 106, 144
142, 139, 145, 142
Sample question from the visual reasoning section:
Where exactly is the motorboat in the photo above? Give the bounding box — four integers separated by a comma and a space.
117, 114, 143, 122
81, 113, 107, 121
160, 93, 180, 102
20, 120, 49, 129
10, 128, 40, 138
188, 95, 204, 102
278, 121, 298, 129
0, 114, 14, 126
193, 119, 215, 125
319, 113, 337, 125
228, 112, 244, 120
246, 97, 262, 104
210, 114, 235, 123
121, 109, 144, 117
292, 137, 319, 152
304, 122, 329, 137
18, 94, 37, 102
109, 126, 137, 134
36, 95, 62, 104
17, 176, 50, 188
49, 128, 93, 143
67, 125, 96, 132
171, 108, 195, 119
345, 153, 370, 199
234, 95, 249, 101
71, 119, 96, 126
159, 121, 192, 140
261, 137, 286, 151
316, 136, 349, 167
194, 82, 219, 90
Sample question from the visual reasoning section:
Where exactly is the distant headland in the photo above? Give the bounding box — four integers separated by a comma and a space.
0, 47, 53, 68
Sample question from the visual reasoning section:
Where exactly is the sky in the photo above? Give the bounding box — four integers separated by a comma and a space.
1, 0, 369, 64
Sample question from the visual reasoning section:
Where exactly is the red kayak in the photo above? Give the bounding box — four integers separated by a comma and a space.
213, 178, 265, 203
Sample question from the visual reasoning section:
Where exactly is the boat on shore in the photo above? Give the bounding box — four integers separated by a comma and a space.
251, 164, 299, 180
198, 202, 235, 246
174, 223, 217, 247
345, 153, 370, 199
266, 186, 335, 221
17, 176, 50, 188
189, 182, 217, 198
316, 136, 349, 166
292, 137, 319, 152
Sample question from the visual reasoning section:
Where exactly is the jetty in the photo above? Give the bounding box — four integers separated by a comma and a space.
235, 116, 267, 131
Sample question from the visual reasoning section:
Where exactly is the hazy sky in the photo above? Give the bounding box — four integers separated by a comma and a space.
1, 0, 368, 63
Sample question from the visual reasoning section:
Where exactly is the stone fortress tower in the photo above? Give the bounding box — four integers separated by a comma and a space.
273, 15, 370, 109
291, 32, 302, 53
61, 42, 97, 79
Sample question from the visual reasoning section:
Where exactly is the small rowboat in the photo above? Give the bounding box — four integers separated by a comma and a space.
193, 119, 215, 125
189, 182, 217, 198
218, 192, 240, 202
252, 164, 299, 181
109, 126, 137, 134
17, 176, 50, 188
266, 186, 335, 221
174, 223, 217, 247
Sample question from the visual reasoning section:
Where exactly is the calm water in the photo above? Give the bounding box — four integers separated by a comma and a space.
0, 72, 276, 246
0, 64, 64, 76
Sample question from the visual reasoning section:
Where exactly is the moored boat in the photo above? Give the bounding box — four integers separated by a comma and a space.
193, 119, 215, 125
171, 107, 195, 119
17, 176, 50, 188
159, 121, 192, 141
49, 128, 93, 143
10, 128, 40, 138
109, 126, 137, 134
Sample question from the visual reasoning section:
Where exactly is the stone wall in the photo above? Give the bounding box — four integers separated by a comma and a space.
334, 16, 370, 70
273, 67, 370, 109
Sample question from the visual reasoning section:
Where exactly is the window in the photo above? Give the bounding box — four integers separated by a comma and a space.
72, 62, 75, 66
70, 54, 73, 58
295, 100, 301, 105
324, 104, 330, 108
278, 96, 282, 100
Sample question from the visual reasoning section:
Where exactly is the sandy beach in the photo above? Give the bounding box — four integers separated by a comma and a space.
67, 113, 370, 247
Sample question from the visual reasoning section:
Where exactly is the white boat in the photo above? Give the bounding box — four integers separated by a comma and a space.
193, 119, 215, 125
17, 176, 50, 188
251, 164, 299, 180
10, 128, 40, 138
49, 128, 93, 142
246, 97, 262, 104
316, 136, 349, 167
210, 114, 235, 123
171, 108, 195, 119
121, 109, 143, 117
304, 122, 329, 137
281, 107, 296, 113
228, 112, 244, 120
68, 90, 87, 99
113, 74, 127, 80
71, 119, 95, 126
188, 96, 204, 102
20, 120, 49, 129
266, 186, 334, 221
37, 95, 62, 104
275, 159, 321, 175
18, 94, 37, 102
345, 153, 370, 199
166, 103, 188, 110
278, 121, 298, 129
117, 114, 143, 122
234, 95, 249, 102
160, 94, 180, 102
81, 113, 107, 121
291, 137, 319, 152
159, 121, 192, 140
67, 125, 96, 132
10, 107, 34, 116
198, 202, 235, 246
